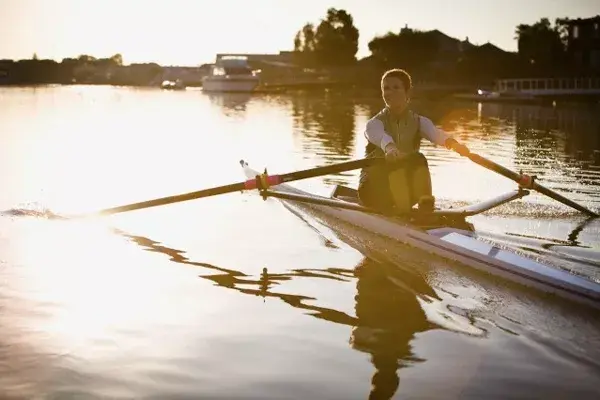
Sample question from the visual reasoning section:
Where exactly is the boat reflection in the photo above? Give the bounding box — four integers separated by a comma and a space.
115, 228, 447, 399
205, 92, 253, 116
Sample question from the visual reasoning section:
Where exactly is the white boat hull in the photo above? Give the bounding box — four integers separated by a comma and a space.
202, 76, 259, 92
241, 161, 600, 310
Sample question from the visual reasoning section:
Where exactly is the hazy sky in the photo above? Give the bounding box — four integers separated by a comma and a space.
1, 0, 598, 66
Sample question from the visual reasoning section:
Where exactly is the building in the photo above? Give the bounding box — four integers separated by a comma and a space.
565, 15, 600, 72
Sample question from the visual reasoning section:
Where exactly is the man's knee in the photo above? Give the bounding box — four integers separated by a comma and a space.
411, 152, 429, 169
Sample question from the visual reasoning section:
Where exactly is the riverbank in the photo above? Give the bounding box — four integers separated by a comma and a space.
3, 60, 598, 104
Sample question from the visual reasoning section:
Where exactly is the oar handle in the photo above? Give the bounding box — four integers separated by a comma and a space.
467, 153, 599, 218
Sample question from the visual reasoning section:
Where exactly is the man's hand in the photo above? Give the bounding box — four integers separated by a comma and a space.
384, 143, 406, 163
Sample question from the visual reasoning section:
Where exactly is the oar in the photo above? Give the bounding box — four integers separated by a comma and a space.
75, 157, 383, 217
466, 152, 599, 218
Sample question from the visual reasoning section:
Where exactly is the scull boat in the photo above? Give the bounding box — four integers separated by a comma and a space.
79, 152, 600, 310
240, 160, 600, 310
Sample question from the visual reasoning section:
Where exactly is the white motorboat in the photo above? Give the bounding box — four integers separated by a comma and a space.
202, 55, 260, 92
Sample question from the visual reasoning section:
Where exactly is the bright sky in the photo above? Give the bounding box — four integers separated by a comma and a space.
0, 0, 597, 66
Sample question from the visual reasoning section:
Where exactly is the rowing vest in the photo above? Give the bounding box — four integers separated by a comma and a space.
365, 107, 422, 157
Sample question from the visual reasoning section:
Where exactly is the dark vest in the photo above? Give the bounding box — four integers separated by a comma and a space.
365, 107, 422, 158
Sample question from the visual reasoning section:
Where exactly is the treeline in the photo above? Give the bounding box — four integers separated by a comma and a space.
0, 53, 162, 86
292, 9, 592, 85
514, 18, 574, 75
1, 10, 593, 87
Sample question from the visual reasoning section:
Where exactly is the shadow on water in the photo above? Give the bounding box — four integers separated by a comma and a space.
114, 228, 442, 400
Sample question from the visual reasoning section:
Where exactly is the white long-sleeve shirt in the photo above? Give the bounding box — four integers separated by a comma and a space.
364, 114, 451, 151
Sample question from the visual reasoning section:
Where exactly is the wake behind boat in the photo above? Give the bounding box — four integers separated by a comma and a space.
240, 160, 600, 310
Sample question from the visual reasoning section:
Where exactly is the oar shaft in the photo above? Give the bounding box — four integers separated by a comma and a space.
468, 153, 598, 217
532, 182, 598, 217
86, 157, 381, 217
467, 153, 521, 182
96, 181, 246, 215
278, 157, 382, 183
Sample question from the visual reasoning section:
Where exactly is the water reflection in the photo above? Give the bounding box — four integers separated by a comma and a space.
476, 103, 600, 197
350, 259, 435, 399
205, 92, 253, 116
3, 86, 600, 398
291, 92, 357, 158
116, 229, 444, 400
478, 102, 600, 160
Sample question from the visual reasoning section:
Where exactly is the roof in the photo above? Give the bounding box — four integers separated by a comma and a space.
478, 42, 506, 53
564, 15, 600, 25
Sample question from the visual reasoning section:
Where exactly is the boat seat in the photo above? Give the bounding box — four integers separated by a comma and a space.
331, 185, 359, 203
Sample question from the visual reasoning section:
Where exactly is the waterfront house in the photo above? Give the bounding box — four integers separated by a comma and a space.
565, 15, 600, 73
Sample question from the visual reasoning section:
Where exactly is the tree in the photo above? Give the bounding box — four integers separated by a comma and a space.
554, 17, 571, 47
292, 8, 359, 67
77, 54, 97, 64
293, 23, 316, 66
313, 8, 359, 66
367, 28, 439, 72
294, 23, 315, 52
514, 18, 565, 74
110, 53, 123, 66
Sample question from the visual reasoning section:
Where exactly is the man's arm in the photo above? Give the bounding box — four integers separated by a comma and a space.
364, 118, 395, 152
419, 116, 470, 156
418, 116, 452, 146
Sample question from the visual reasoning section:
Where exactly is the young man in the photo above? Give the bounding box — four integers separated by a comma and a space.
358, 68, 470, 214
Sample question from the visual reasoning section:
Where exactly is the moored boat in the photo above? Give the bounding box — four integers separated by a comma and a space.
202, 55, 260, 92
161, 79, 186, 90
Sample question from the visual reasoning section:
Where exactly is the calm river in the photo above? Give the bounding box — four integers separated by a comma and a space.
1, 85, 599, 399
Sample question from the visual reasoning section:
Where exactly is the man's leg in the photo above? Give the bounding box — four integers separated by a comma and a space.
358, 167, 396, 214
409, 153, 434, 212
387, 167, 412, 214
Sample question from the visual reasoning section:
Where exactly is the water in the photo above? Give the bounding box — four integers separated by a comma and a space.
1, 85, 599, 399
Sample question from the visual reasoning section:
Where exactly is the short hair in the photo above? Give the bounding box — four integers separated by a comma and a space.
381, 69, 412, 91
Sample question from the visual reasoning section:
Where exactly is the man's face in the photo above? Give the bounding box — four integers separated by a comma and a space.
382, 76, 409, 110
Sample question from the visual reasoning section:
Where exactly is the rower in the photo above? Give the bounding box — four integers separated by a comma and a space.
358, 68, 470, 215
